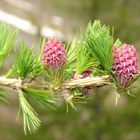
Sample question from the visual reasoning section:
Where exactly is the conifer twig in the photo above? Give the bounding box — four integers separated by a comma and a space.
0, 75, 110, 90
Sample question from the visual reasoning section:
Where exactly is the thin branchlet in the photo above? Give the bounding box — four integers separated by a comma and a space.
0, 75, 110, 90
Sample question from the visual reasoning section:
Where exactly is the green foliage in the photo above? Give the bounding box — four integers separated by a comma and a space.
0, 23, 18, 67
18, 91, 41, 134
85, 20, 114, 72
43, 64, 66, 86
23, 88, 57, 110
15, 42, 35, 79
64, 39, 77, 77
76, 37, 98, 74
38, 38, 46, 62
32, 38, 46, 77
66, 39, 77, 67
92, 67, 108, 76
114, 39, 122, 48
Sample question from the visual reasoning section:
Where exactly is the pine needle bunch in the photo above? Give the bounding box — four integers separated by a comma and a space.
15, 42, 36, 79
18, 91, 41, 134
76, 36, 98, 75
0, 23, 18, 67
64, 39, 77, 76
23, 88, 57, 110
85, 20, 113, 73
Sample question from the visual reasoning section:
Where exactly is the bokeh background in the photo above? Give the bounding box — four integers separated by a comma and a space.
0, 0, 140, 140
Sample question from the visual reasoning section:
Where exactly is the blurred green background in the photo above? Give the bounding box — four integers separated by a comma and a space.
0, 0, 140, 140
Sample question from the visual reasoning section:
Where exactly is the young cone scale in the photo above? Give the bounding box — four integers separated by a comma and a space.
82, 70, 92, 78
113, 44, 139, 92
82, 70, 92, 95
42, 39, 67, 69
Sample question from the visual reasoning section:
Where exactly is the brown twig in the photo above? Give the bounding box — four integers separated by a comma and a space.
0, 76, 22, 89
62, 75, 110, 88
0, 75, 110, 90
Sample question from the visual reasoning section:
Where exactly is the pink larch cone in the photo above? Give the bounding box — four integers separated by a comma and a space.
113, 44, 139, 90
42, 39, 67, 69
